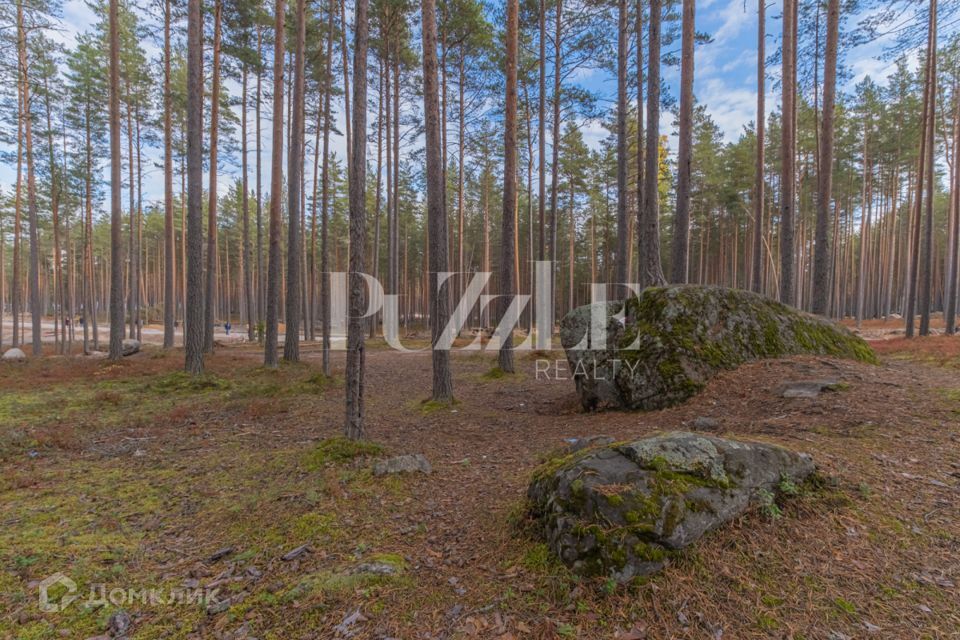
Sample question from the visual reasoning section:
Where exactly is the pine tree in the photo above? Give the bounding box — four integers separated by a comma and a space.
345, 0, 370, 439
185, 0, 205, 374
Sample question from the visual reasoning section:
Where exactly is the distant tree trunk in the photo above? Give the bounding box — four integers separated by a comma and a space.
671, 0, 694, 284
13, 69, 22, 350
107, 0, 124, 360
549, 0, 562, 317
256, 26, 265, 330
340, 0, 352, 177
184, 0, 205, 374
499, 0, 518, 374
83, 92, 97, 352
265, 0, 286, 367
779, 0, 797, 306
946, 89, 960, 334
918, 0, 938, 336
811, 0, 838, 315
385, 38, 395, 302
42, 76, 63, 353
392, 56, 400, 301
751, 0, 764, 294
344, 0, 369, 439
370, 58, 383, 339
616, 0, 629, 289
856, 124, 870, 327
320, 0, 334, 375
458, 57, 466, 295
538, 0, 546, 264
163, 0, 175, 348
310, 96, 321, 342
635, 0, 644, 286
422, 0, 454, 400
639, 0, 666, 289
242, 66, 255, 342
284, 0, 306, 362
126, 88, 136, 339
16, 1, 41, 358
205, 0, 222, 353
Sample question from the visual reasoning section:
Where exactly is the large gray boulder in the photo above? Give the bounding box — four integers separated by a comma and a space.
1, 348, 27, 362
527, 431, 815, 581
560, 285, 876, 411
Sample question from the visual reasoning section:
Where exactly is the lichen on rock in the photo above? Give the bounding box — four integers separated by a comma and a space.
559, 285, 877, 411
526, 431, 816, 582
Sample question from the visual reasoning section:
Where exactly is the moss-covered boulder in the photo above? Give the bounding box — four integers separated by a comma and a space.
527, 431, 815, 581
559, 285, 877, 411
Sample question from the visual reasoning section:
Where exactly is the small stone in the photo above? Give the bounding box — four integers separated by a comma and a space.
779, 379, 841, 399
281, 544, 311, 561
2, 348, 27, 362
107, 609, 132, 636
373, 454, 432, 476
352, 562, 397, 576
121, 339, 141, 356
206, 599, 231, 615
691, 417, 720, 430
207, 547, 235, 563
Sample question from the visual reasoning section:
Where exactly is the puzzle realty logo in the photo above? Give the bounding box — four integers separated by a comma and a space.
38, 573, 78, 613
37, 573, 222, 613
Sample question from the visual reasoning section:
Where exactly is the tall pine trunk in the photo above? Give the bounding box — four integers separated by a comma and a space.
242, 66, 255, 342
422, 0, 454, 400
779, 0, 797, 306
812, 0, 838, 315
751, 0, 764, 294
284, 0, 306, 362
671, 0, 694, 283
107, 0, 124, 360
163, 0, 175, 348
918, 0, 938, 336
320, 0, 334, 375
615, 0, 629, 288
639, 0, 666, 289
499, 0, 519, 374
265, 0, 286, 367
205, 0, 222, 352
345, 0, 370, 439
184, 0, 205, 374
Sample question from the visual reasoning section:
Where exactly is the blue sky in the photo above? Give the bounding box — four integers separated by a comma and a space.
0, 0, 927, 206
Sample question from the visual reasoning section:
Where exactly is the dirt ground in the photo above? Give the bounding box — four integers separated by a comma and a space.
1, 333, 959, 639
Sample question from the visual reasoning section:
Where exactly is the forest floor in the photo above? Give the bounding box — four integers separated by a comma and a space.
1, 333, 960, 639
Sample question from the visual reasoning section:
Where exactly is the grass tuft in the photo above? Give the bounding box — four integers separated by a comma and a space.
304, 437, 384, 470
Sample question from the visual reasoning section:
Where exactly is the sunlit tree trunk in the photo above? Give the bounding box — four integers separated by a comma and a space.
672, 0, 694, 284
